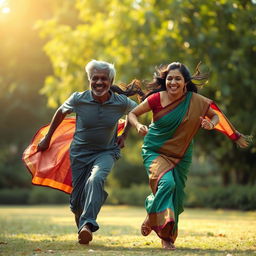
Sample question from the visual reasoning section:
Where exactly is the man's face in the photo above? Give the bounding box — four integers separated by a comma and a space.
89, 69, 112, 98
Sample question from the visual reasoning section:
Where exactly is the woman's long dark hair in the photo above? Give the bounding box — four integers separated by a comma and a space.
110, 79, 145, 102
144, 62, 209, 99
110, 62, 208, 102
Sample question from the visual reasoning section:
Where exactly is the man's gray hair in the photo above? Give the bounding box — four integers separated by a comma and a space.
85, 60, 116, 81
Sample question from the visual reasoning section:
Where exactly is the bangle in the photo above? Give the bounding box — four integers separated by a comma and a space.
209, 121, 215, 129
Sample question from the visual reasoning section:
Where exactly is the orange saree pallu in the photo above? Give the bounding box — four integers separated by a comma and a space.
142, 92, 241, 243
209, 102, 240, 140
22, 118, 125, 194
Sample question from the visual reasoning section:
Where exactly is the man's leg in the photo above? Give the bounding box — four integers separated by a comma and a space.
70, 163, 93, 228
78, 153, 115, 242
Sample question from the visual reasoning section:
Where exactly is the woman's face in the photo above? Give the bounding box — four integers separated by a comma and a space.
165, 69, 186, 97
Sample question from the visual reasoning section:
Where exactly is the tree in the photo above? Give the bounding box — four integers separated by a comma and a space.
0, 0, 79, 189
166, 0, 256, 185
36, 0, 256, 185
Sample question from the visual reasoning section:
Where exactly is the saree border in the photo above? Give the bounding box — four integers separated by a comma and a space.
153, 93, 187, 122
149, 93, 211, 194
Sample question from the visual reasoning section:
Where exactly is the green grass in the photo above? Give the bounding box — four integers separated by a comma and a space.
0, 205, 255, 256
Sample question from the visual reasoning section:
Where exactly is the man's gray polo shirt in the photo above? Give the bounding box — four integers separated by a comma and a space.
60, 90, 137, 154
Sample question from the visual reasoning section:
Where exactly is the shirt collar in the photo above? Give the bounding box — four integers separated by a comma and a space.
88, 90, 115, 104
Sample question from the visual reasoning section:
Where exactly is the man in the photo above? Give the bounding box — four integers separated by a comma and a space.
37, 60, 137, 244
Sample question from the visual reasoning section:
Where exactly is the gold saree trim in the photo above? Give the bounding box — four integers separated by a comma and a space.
148, 208, 175, 227
148, 208, 178, 243
149, 155, 179, 194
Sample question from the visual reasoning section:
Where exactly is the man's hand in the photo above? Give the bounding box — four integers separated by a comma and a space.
37, 136, 50, 152
117, 134, 126, 149
36, 108, 68, 152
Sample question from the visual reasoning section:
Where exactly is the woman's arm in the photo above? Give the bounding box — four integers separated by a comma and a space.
128, 99, 151, 136
200, 107, 219, 130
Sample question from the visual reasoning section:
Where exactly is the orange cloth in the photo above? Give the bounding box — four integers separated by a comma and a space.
22, 117, 125, 194
23, 102, 239, 194
210, 102, 240, 141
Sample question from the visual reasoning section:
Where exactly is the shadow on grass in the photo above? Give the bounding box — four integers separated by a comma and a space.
1, 213, 255, 256
90, 245, 255, 256
1, 235, 254, 256
0, 239, 255, 256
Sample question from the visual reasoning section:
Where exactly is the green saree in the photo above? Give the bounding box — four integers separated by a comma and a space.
142, 91, 211, 242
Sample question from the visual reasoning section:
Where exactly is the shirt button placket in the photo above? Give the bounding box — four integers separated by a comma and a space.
98, 104, 103, 121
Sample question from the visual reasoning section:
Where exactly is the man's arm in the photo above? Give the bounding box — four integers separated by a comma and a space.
37, 107, 70, 151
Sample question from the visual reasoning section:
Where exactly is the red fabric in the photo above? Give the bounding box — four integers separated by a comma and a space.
22, 117, 125, 194
147, 92, 163, 114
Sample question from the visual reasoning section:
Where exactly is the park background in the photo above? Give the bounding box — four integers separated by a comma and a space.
0, 0, 256, 210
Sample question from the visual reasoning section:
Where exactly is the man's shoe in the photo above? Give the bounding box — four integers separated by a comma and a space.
78, 225, 93, 244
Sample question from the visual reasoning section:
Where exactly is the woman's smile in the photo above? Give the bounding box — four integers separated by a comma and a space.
166, 69, 186, 97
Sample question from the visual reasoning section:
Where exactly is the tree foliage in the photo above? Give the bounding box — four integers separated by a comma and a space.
1, 0, 255, 192
36, 0, 256, 185
0, 0, 78, 189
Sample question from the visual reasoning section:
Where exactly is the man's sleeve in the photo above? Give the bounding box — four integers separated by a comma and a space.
124, 97, 138, 114
59, 92, 77, 113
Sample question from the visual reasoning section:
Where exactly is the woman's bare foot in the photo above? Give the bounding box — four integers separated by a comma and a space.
78, 224, 93, 244
141, 216, 152, 236
161, 239, 176, 250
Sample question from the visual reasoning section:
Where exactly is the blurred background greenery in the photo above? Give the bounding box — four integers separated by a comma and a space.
0, 0, 255, 210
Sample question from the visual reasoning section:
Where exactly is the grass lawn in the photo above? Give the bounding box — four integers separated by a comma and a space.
0, 205, 255, 256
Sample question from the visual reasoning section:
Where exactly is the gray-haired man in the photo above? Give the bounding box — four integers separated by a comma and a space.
38, 60, 137, 244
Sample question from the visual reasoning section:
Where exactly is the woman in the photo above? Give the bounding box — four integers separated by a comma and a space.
128, 62, 249, 250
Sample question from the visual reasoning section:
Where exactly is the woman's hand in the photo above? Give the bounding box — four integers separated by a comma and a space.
128, 99, 151, 136
200, 117, 215, 130
236, 135, 250, 148
37, 136, 51, 152
136, 123, 148, 136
